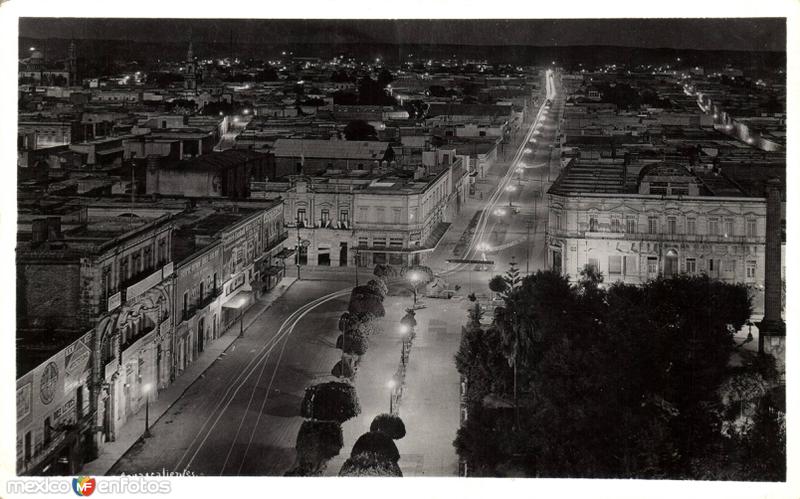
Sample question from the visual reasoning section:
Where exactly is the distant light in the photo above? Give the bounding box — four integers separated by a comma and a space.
505, 185, 516, 192
29, 47, 36, 51
387, 379, 397, 389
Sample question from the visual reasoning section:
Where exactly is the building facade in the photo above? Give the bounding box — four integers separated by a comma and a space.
546, 161, 767, 288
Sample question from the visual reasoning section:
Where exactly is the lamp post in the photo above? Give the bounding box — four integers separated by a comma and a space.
387, 379, 397, 414
408, 271, 421, 306
143, 383, 152, 438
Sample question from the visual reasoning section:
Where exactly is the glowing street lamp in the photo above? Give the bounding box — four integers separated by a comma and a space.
505, 185, 517, 192
143, 383, 153, 438
408, 271, 422, 305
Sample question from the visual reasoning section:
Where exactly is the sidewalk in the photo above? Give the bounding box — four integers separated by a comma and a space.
82, 277, 298, 475
324, 293, 465, 476
324, 295, 410, 475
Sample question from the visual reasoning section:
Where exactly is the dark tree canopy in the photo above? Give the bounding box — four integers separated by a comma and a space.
351, 431, 400, 462
370, 413, 407, 440
300, 381, 361, 424
343, 120, 378, 141
295, 420, 344, 470
455, 270, 767, 479
339, 452, 403, 477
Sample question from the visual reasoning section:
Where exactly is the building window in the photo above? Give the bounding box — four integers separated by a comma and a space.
589, 214, 599, 232
389, 237, 403, 248
709, 258, 716, 272
708, 218, 720, 236
647, 256, 658, 275
376, 207, 385, 223
650, 182, 667, 195
687, 217, 696, 235
373, 237, 386, 248
746, 260, 756, 280
625, 215, 636, 234
358, 237, 368, 248
359, 207, 369, 222
393, 208, 402, 224
610, 215, 622, 233
667, 216, 677, 235
686, 258, 696, 274
321, 209, 330, 224
555, 212, 563, 230
340, 210, 349, 224
608, 255, 622, 275
587, 257, 599, 272
296, 208, 306, 224
648, 216, 658, 234
724, 218, 734, 237
746, 219, 757, 238
724, 259, 736, 273
624, 255, 637, 275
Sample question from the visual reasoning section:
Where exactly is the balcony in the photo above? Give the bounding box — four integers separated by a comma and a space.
549, 224, 766, 245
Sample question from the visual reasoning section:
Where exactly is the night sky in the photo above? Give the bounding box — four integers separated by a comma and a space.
19, 18, 786, 51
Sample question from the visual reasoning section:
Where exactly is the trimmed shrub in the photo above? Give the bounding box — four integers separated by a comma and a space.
349, 286, 386, 317
295, 420, 344, 471
373, 264, 396, 281
339, 452, 403, 477
351, 431, 400, 462
366, 278, 388, 299
342, 330, 369, 356
370, 413, 407, 440
400, 310, 417, 329
331, 359, 355, 379
300, 381, 361, 424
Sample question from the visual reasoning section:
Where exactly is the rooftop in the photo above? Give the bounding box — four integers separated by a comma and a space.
273, 139, 391, 160
549, 159, 749, 198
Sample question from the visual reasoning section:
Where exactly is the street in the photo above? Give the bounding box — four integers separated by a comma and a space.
109, 70, 561, 477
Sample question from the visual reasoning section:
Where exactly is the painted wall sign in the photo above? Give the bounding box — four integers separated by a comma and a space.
17, 383, 31, 422
39, 362, 59, 405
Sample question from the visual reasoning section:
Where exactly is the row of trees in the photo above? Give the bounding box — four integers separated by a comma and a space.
287, 265, 409, 476
455, 265, 785, 479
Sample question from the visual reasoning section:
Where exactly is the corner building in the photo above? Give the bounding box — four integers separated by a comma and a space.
546, 159, 768, 293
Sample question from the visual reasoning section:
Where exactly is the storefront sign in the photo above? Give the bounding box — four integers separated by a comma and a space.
126, 268, 163, 302
64, 339, 91, 393
108, 292, 121, 312
227, 272, 246, 296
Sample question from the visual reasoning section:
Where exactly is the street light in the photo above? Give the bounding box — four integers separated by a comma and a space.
387, 379, 397, 414
143, 383, 152, 438
408, 272, 422, 305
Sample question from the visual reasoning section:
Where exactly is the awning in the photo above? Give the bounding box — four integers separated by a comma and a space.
275, 247, 296, 259
222, 290, 253, 310
264, 266, 284, 276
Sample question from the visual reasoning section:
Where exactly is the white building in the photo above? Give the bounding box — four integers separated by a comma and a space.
546, 159, 768, 289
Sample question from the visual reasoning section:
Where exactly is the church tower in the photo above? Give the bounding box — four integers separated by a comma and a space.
185, 40, 197, 92
68, 39, 78, 86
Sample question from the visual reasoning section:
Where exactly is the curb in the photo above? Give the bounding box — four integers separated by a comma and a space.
86, 279, 298, 475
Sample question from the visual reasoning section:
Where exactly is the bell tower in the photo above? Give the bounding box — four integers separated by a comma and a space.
185, 39, 197, 92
